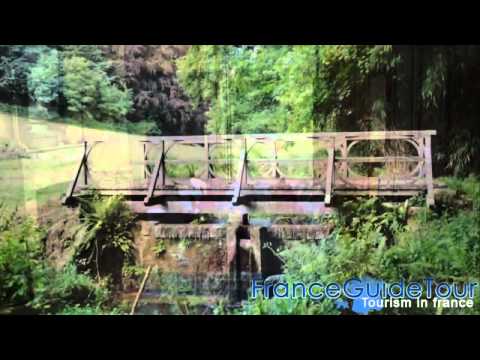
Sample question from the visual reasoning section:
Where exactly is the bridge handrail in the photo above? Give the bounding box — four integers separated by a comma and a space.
62, 130, 436, 206
138, 130, 436, 144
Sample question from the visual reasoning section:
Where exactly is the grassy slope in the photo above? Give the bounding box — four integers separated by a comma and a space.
0, 111, 148, 213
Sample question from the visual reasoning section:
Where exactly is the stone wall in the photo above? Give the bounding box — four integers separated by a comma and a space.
133, 219, 334, 299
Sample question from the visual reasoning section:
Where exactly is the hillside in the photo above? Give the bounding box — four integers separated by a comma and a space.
0, 111, 146, 213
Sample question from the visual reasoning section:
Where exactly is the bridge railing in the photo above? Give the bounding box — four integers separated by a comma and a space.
62, 130, 436, 206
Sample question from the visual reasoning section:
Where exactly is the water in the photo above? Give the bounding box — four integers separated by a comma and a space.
134, 291, 219, 315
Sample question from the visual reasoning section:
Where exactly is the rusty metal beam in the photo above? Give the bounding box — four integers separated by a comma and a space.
127, 200, 334, 215
232, 147, 247, 205
144, 140, 165, 205
62, 141, 99, 205
204, 135, 211, 179
80, 188, 425, 198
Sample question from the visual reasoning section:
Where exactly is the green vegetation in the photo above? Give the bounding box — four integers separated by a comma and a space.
176, 45, 396, 133
63, 56, 132, 122
0, 45, 205, 135
2, 45, 480, 173
0, 203, 115, 314
149, 270, 194, 297
232, 176, 480, 315
28, 49, 62, 108
58, 304, 123, 315
74, 195, 137, 279
0, 194, 143, 314
122, 264, 145, 279
231, 294, 340, 315
177, 45, 480, 175
152, 239, 167, 257
1, 45, 132, 123
1, 45, 480, 315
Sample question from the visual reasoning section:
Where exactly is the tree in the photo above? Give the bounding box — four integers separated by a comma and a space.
0, 45, 50, 104
178, 45, 291, 134
63, 56, 132, 122
103, 45, 206, 134
97, 79, 132, 121
177, 45, 400, 134
27, 49, 62, 107
60, 45, 107, 65
63, 56, 101, 120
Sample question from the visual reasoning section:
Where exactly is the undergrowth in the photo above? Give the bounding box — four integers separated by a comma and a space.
0, 195, 138, 315
232, 176, 480, 315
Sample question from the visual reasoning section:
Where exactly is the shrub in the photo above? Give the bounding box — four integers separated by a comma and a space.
58, 304, 123, 315
235, 177, 480, 315
442, 175, 480, 212
152, 239, 167, 257
380, 211, 480, 283
29, 264, 111, 313
97, 80, 133, 122
0, 204, 44, 306
74, 195, 137, 279
0, 204, 112, 314
237, 294, 340, 315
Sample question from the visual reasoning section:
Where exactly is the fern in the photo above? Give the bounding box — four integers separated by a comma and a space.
74, 194, 137, 278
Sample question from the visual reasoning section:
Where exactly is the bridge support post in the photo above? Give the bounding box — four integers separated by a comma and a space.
232, 145, 247, 206
273, 141, 280, 178
338, 136, 348, 177
204, 135, 211, 179
143, 142, 148, 180
83, 141, 89, 187
144, 140, 165, 205
324, 146, 335, 205
424, 135, 435, 207
62, 141, 94, 205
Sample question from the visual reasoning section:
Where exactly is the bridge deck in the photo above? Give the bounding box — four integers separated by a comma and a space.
62, 130, 437, 214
